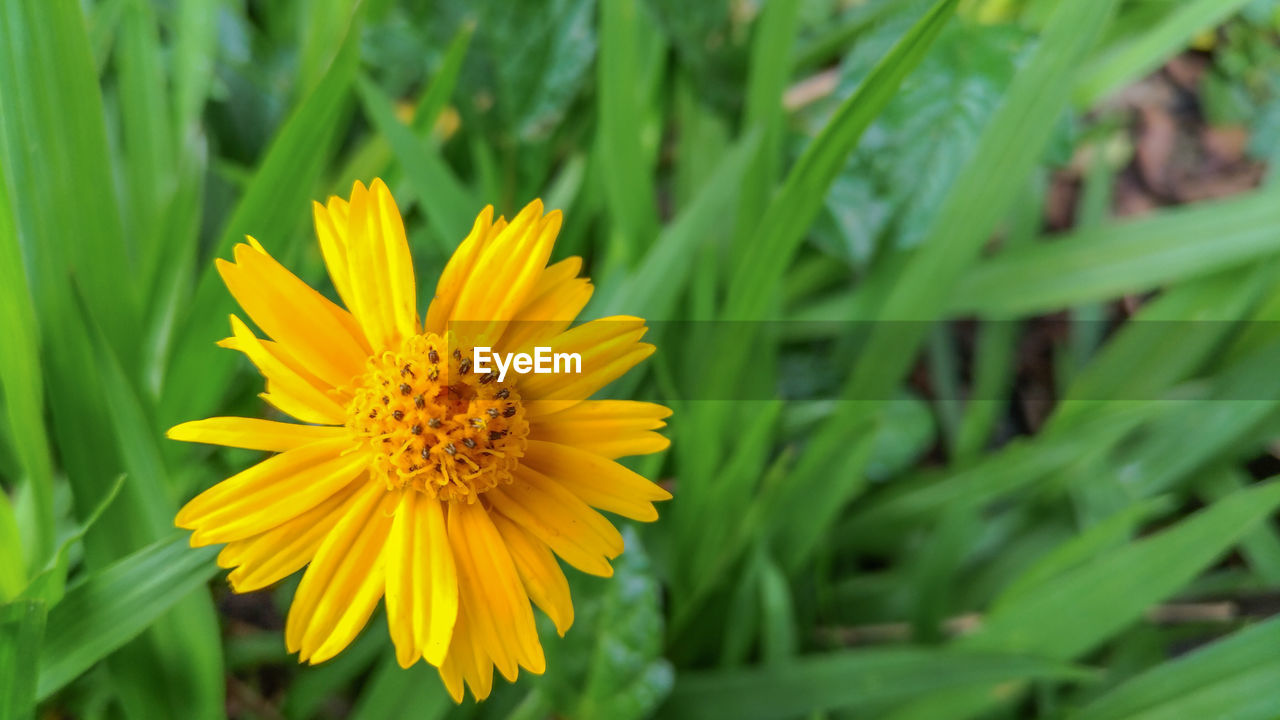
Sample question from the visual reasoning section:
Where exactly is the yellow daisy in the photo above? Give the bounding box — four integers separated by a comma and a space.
169, 179, 672, 701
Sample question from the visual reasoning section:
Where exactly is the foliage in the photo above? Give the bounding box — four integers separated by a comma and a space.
4, 0, 1280, 718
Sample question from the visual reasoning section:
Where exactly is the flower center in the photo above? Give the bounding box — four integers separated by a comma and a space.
345, 333, 528, 502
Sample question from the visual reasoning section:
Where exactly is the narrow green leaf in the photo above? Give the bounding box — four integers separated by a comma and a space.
1075, 0, 1256, 107
163, 12, 362, 428
171, 0, 219, 135
348, 658, 451, 720
411, 21, 474, 137
35, 534, 219, 700
592, 131, 761, 320
951, 188, 1280, 316
844, 0, 1117, 402
991, 495, 1175, 611
356, 75, 476, 248
661, 648, 1091, 720
0, 0, 137, 359
0, 600, 45, 720
1075, 615, 1280, 720
845, 400, 1163, 538
968, 480, 1280, 659
116, 0, 175, 299
597, 0, 661, 261
0, 140, 54, 571
19, 476, 126, 607
725, 0, 959, 322
0, 491, 22, 601
1199, 469, 1280, 584
298, 0, 360, 98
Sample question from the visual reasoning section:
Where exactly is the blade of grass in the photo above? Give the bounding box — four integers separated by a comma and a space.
597, 0, 660, 265
1074, 615, 1280, 720
35, 534, 219, 701
1002, 482, 1280, 632
0, 0, 138, 361
952, 187, 1280, 317
0, 600, 45, 720
410, 22, 474, 137
661, 648, 1091, 720
1198, 468, 1280, 584
724, 0, 960, 323
843, 0, 1117, 403
888, 478, 1280, 719
116, 0, 175, 303
171, 0, 219, 136
592, 131, 761, 320
348, 658, 451, 720
163, 12, 362, 428
19, 476, 125, 607
1075, 0, 1256, 107
356, 75, 477, 248
0, 492, 22, 600
0, 150, 54, 572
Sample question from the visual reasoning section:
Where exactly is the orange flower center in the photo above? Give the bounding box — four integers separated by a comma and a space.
345, 333, 528, 502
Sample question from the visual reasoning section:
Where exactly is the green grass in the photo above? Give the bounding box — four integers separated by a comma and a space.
5, 0, 1280, 718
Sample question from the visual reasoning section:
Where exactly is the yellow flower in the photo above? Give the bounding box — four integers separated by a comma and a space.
169, 179, 672, 702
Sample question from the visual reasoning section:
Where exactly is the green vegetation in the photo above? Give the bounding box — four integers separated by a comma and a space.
5, 0, 1280, 717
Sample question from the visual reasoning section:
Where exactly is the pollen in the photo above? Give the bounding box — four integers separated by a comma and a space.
345, 333, 529, 502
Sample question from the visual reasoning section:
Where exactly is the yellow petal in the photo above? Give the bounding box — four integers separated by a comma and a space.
489, 466, 622, 577
176, 436, 365, 544
529, 400, 671, 458
312, 196, 356, 311
437, 609, 494, 702
447, 500, 545, 680
218, 243, 369, 389
522, 440, 671, 522
515, 316, 654, 402
286, 482, 395, 663
219, 481, 364, 592
219, 315, 347, 424
343, 179, 418, 349
167, 416, 345, 452
492, 513, 574, 636
448, 201, 559, 346
500, 258, 593, 354
386, 492, 458, 668
425, 205, 501, 334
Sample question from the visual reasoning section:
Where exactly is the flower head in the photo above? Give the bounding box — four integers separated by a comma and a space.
170, 179, 671, 701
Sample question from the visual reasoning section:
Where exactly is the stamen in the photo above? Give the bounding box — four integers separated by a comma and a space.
344, 332, 529, 502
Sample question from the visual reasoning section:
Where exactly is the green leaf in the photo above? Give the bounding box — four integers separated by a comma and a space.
19, 476, 126, 607
0, 491, 22, 601
991, 495, 1175, 611
591, 130, 761, 320
356, 75, 477, 249
968, 480, 1280, 659
661, 648, 1091, 720
951, 187, 1280, 317
844, 400, 1164, 538
35, 534, 219, 701
1076, 0, 1256, 107
724, 0, 960, 322
0, 158, 54, 573
597, 0, 661, 262
1074, 615, 1280, 720
844, 0, 1117, 402
348, 657, 451, 720
0, 600, 45, 720
542, 528, 673, 720
163, 9, 363, 428
410, 21, 474, 137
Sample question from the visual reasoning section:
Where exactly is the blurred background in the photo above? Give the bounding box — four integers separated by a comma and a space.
5, 0, 1280, 718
